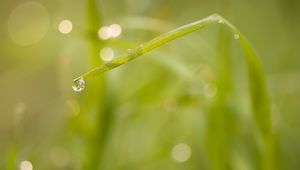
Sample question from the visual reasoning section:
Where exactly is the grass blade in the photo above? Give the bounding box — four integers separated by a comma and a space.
75, 13, 274, 169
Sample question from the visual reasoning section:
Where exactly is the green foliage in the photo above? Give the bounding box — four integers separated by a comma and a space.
75, 14, 275, 170
3, 0, 300, 169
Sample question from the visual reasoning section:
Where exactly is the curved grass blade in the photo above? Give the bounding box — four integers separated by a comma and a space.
77, 14, 221, 79
74, 13, 274, 169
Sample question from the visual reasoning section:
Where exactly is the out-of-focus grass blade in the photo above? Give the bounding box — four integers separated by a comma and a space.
237, 35, 274, 170
238, 36, 271, 135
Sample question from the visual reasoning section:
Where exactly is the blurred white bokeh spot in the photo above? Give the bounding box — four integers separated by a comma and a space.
100, 47, 114, 61
172, 143, 192, 163
58, 20, 73, 34
98, 26, 111, 40
7, 1, 49, 46
98, 24, 122, 40
14, 102, 27, 115
20, 160, 33, 170
109, 24, 122, 38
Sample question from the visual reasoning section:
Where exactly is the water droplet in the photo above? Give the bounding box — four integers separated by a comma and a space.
233, 34, 239, 40
218, 19, 225, 24
72, 77, 85, 92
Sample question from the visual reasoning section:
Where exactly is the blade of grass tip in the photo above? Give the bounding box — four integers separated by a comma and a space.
75, 13, 274, 169
76, 14, 221, 80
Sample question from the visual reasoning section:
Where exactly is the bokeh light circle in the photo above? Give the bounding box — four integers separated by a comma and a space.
7, 1, 50, 46
58, 20, 73, 34
20, 160, 33, 170
100, 47, 114, 61
172, 143, 192, 163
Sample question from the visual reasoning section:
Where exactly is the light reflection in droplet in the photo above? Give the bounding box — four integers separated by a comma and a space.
98, 26, 111, 40
109, 24, 122, 38
218, 19, 225, 24
72, 77, 85, 92
58, 20, 73, 34
172, 143, 192, 163
100, 47, 114, 61
20, 160, 33, 170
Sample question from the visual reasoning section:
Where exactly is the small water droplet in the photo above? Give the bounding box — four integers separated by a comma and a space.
218, 19, 224, 24
233, 34, 239, 40
72, 77, 85, 92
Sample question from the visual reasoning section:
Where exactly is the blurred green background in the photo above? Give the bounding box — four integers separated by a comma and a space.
1, 0, 300, 169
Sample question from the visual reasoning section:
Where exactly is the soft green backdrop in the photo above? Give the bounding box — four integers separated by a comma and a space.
0, 0, 299, 169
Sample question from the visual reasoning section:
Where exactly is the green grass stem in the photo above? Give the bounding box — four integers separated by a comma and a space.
75, 13, 274, 170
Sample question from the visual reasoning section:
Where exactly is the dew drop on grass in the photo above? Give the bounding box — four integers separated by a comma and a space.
72, 77, 85, 92
233, 33, 240, 40
218, 19, 225, 24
